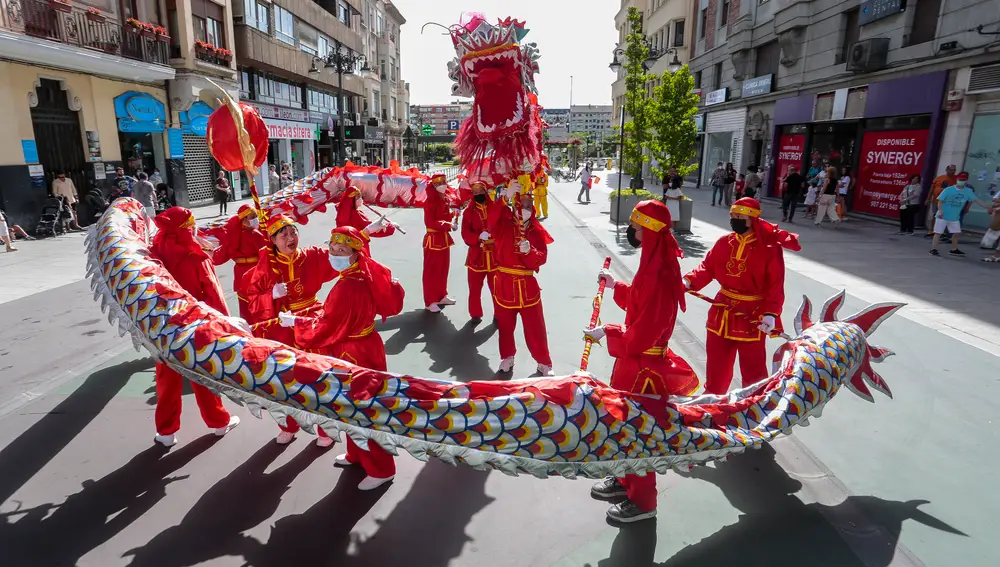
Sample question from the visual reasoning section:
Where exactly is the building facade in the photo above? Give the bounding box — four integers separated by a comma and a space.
570, 104, 614, 138
233, 0, 366, 191
0, 0, 175, 227
409, 103, 469, 135
687, 0, 1000, 227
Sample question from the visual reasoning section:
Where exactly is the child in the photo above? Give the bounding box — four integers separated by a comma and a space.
734, 174, 746, 199
804, 180, 819, 218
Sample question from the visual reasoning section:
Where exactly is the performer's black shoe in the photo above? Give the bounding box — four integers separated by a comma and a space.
606, 500, 656, 524
590, 476, 627, 499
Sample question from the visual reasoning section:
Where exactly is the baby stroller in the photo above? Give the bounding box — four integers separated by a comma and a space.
35, 197, 65, 237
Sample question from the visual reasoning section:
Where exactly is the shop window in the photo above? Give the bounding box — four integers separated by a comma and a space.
908, 0, 941, 45
836, 9, 860, 65
673, 20, 685, 47
275, 6, 294, 45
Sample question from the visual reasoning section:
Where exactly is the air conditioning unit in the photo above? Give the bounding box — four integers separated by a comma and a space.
846, 38, 889, 73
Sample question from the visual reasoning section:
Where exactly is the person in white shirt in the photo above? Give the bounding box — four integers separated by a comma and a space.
837, 166, 852, 220
577, 163, 592, 203
51, 172, 83, 231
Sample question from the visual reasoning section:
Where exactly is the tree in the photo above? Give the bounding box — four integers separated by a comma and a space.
622, 6, 652, 187
649, 65, 701, 180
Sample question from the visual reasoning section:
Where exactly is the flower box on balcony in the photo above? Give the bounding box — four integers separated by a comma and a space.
86, 9, 105, 22
50, 0, 72, 13
155, 33, 169, 43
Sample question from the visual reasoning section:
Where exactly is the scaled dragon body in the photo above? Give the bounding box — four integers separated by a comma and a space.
89, 199, 902, 479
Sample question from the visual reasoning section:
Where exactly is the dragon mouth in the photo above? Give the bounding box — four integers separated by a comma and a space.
462, 45, 525, 135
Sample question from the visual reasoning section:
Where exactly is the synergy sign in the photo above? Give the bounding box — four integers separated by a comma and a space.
772, 134, 806, 197
263, 119, 316, 140
854, 129, 929, 218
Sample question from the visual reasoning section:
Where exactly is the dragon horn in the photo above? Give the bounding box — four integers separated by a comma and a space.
820, 290, 846, 322
843, 302, 906, 337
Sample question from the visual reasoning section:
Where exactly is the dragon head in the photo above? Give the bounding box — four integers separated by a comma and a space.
773, 292, 905, 403
448, 15, 542, 172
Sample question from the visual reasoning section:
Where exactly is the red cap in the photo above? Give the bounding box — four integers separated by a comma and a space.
329, 225, 366, 250
957, 172, 969, 181
237, 204, 257, 220
630, 199, 673, 232
153, 206, 195, 231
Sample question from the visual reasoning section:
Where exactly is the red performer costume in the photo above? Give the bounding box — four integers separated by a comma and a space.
423, 173, 457, 311
586, 200, 698, 523
461, 182, 498, 320
241, 213, 337, 444
335, 185, 396, 255
684, 197, 800, 394
489, 178, 554, 375
283, 226, 405, 490
148, 207, 239, 446
211, 204, 269, 320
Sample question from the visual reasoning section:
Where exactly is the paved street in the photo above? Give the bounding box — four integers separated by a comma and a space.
0, 176, 993, 566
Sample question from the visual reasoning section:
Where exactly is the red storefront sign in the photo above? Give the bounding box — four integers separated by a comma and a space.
854, 129, 929, 218
772, 134, 806, 196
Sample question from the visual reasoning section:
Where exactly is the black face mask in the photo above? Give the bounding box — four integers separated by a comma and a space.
626, 226, 641, 248
474, 194, 487, 203
730, 218, 750, 234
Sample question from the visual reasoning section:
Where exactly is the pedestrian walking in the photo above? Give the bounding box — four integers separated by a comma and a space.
814, 166, 841, 226
577, 163, 592, 203
662, 167, 685, 228
0, 209, 18, 252
929, 172, 993, 257
734, 174, 746, 199
780, 166, 805, 223
837, 166, 853, 220
723, 163, 737, 206
804, 180, 819, 218
709, 163, 725, 206
215, 171, 231, 216
744, 166, 762, 200
897, 174, 922, 235
132, 171, 156, 220
268, 164, 280, 196
925, 165, 957, 237
113, 166, 134, 197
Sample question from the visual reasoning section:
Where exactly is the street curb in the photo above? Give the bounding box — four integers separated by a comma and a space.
547, 187, 930, 567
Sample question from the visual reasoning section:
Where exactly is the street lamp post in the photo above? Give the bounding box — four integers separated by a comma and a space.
310, 39, 365, 167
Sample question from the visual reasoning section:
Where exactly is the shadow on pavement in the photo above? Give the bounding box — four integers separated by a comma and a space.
123, 442, 323, 567
0, 435, 218, 567
380, 308, 497, 381
0, 356, 154, 505
592, 445, 964, 567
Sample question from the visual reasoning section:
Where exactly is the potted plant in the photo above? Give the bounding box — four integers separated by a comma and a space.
608, 188, 655, 223
125, 18, 143, 33
216, 47, 232, 62
85, 6, 104, 22
50, 0, 72, 13
194, 39, 213, 54
140, 22, 156, 38
153, 25, 169, 42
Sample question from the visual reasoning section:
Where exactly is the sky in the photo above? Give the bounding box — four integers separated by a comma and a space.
394, 0, 619, 109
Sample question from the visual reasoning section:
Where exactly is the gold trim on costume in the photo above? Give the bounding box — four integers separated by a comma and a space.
348, 324, 375, 339
720, 288, 764, 302
289, 296, 317, 311
630, 209, 666, 232
234, 257, 258, 264
730, 204, 761, 217
498, 266, 533, 276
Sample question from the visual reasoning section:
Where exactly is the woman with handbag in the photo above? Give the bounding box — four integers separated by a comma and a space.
897, 174, 922, 235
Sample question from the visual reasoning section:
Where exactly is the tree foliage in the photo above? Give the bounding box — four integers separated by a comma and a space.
622, 6, 652, 181
649, 65, 700, 180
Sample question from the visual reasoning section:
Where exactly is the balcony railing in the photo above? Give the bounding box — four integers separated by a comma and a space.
195, 50, 230, 67
2, 0, 169, 66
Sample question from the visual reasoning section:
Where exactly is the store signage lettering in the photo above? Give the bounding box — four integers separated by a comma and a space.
113, 91, 166, 133
248, 101, 309, 123
705, 88, 727, 106
772, 134, 806, 197
180, 101, 213, 137
264, 119, 316, 140
741, 74, 773, 98
854, 129, 929, 218
859, 0, 906, 26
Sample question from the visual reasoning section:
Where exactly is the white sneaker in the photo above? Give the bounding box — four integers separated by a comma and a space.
358, 475, 394, 491
316, 435, 335, 448
334, 453, 357, 467
437, 296, 457, 306
426, 303, 442, 313
215, 415, 240, 436
536, 364, 554, 377
275, 431, 296, 445
154, 434, 176, 447
498, 357, 515, 373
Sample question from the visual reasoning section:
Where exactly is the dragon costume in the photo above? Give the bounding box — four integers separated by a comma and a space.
88, 198, 901, 479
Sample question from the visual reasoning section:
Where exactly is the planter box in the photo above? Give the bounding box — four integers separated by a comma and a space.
86, 13, 105, 22
141, 29, 155, 39
50, 1, 72, 12
609, 194, 643, 223
675, 198, 694, 233
155, 34, 169, 43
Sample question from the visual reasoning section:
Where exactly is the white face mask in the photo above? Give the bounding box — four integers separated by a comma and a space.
248, 218, 259, 229
436, 185, 446, 193
521, 207, 533, 219
329, 255, 353, 271
956, 180, 966, 188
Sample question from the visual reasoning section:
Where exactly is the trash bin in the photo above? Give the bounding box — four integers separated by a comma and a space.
675, 198, 694, 233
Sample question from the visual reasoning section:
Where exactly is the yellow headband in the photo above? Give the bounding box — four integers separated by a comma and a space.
730, 204, 761, 217
180, 217, 196, 229
630, 209, 666, 232
267, 216, 296, 236
238, 207, 256, 220
329, 232, 364, 250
